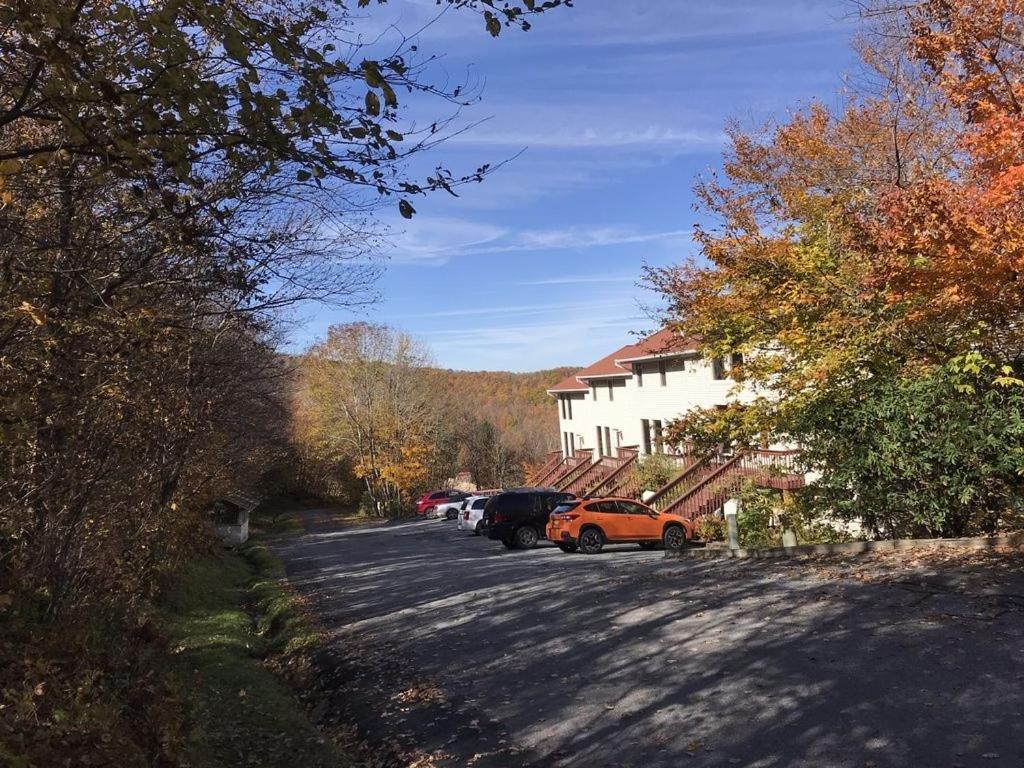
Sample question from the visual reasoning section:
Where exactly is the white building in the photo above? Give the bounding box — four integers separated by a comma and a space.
547, 329, 748, 458
533, 329, 804, 521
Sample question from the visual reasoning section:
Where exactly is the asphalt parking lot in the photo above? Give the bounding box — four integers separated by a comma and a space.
274, 512, 1024, 768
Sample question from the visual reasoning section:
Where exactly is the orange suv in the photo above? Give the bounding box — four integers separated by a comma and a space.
546, 497, 694, 555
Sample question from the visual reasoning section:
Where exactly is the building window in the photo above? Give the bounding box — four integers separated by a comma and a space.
559, 396, 565, 419
635, 364, 643, 387
608, 382, 614, 402
641, 418, 651, 454
730, 352, 744, 369
712, 357, 727, 380
567, 396, 573, 420
653, 420, 664, 453
563, 431, 569, 457
604, 426, 612, 455
659, 360, 667, 386
570, 433, 576, 455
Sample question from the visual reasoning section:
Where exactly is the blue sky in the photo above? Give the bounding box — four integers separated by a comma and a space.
291, 1, 858, 371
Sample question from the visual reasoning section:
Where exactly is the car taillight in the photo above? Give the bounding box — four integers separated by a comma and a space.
552, 513, 580, 522
493, 513, 507, 523
463, 511, 469, 519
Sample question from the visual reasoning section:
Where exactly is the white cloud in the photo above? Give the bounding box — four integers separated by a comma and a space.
395, 296, 639, 321
382, 217, 508, 266
425, 316, 649, 372
518, 274, 637, 286
449, 124, 726, 151
386, 220, 690, 265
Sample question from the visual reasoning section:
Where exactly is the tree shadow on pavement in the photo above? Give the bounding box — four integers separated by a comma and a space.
273, 517, 1024, 768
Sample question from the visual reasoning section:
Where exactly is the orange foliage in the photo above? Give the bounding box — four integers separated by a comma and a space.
652, 0, 1024, 410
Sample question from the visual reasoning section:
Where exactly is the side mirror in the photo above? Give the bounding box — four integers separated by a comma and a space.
648, 511, 659, 518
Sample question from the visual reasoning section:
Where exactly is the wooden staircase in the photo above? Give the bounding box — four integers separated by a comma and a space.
645, 453, 720, 511
563, 447, 638, 497
590, 447, 640, 497
661, 449, 805, 519
597, 450, 693, 500
553, 449, 594, 491
527, 451, 563, 486
534, 454, 577, 488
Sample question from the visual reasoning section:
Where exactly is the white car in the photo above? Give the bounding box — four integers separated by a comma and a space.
456, 495, 490, 534
433, 495, 470, 520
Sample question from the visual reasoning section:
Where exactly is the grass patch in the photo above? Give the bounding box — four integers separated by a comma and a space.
251, 506, 305, 535
158, 543, 351, 768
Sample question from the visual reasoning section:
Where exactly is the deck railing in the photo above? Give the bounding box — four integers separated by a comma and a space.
565, 450, 637, 496
644, 453, 712, 511
661, 448, 807, 518
527, 450, 563, 486
551, 450, 593, 490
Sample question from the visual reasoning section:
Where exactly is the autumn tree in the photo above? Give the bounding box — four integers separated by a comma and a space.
0, 2, 571, 761
649, 0, 1024, 537
0, 0, 568, 607
296, 324, 438, 513
460, 418, 526, 489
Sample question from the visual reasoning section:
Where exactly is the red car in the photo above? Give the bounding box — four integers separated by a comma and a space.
415, 489, 466, 516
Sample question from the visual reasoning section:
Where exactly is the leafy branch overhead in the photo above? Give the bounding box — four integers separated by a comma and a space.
0, 0, 567, 216
0, 0, 568, 623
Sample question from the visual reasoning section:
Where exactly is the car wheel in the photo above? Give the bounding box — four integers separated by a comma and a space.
501, 537, 517, 550
474, 522, 482, 536
577, 527, 604, 555
425, 506, 436, 519
514, 525, 539, 550
445, 508, 457, 520
638, 541, 658, 550
662, 524, 688, 551
557, 543, 578, 553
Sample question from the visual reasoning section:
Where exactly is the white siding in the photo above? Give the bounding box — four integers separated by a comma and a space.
554, 354, 757, 458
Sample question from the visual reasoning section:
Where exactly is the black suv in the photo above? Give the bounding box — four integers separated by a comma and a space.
483, 489, 575, 549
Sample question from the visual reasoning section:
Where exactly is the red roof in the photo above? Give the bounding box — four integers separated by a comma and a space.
574, 345, 634, 380
614, 328, 699, 362
547, 373, 589, 393
546, 329, 700, 395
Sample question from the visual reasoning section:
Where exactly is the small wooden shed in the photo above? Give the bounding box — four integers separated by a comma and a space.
212, 493, 259, 546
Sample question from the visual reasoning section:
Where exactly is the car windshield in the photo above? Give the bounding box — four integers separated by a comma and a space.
552, 501, 580, 514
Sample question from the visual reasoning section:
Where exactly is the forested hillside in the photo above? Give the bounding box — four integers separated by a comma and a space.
423, 366, 576, 460
289, 324, 574, 508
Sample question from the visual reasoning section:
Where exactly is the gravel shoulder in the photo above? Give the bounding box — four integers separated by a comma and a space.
272, 511, 1024, 768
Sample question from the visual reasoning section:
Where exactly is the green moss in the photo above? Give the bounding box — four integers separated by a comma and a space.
158, 544, 349, 768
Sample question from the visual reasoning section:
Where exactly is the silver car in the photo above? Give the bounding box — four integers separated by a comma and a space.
456, 495, 489, 534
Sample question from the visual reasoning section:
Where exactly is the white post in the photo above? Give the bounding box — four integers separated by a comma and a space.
724, 498, 740, 550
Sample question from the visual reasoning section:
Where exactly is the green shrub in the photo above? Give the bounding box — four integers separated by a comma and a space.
795, 362, 1024, 538
737, 483, 782, 549
635, 453, 678, 493
787, 501, 856, 545
694, 516, 726, 542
